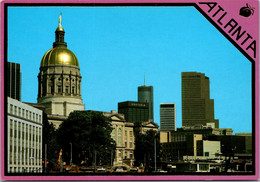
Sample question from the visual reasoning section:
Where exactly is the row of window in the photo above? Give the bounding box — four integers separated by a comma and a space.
112, 128, 134, 147
117, 150, 133, 160
124, 140, 133, 148
9, 104, 42, 123
9, 119, 42, 166
51, 85, 79, 94
8, 167, 42, 173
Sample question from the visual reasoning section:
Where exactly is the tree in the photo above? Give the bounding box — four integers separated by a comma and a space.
42, 112, 60, 171
57, 111, 116, 166
134, 122, 161, 171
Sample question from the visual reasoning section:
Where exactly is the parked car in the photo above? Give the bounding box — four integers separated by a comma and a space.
97, 167, 106, 173
114, 166, 127, 173
152, 169, 168, 173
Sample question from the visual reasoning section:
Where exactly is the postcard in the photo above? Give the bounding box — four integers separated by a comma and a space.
1, 0, 259, 180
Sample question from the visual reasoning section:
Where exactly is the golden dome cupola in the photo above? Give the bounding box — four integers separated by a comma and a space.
40, 13, 79, 67
37, 13, 84, 120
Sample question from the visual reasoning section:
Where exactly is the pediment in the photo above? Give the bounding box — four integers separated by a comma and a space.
142, 121, 158, 128
111, 115, 121, 121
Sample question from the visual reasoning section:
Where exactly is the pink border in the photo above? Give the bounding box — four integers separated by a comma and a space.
1, 0, 259, 181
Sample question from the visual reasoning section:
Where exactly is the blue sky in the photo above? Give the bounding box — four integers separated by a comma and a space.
7, 6, 252, 133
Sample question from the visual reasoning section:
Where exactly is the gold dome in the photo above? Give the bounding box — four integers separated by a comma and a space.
40, 46, 79, 67
56, 26, 64, 32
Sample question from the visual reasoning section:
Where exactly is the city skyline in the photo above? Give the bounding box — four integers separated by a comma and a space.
7, 6, 252, 133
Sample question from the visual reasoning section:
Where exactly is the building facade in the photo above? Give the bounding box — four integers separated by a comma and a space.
102, 110, 158, 168
160, 103, 176, 132
102, 110, 135, 168
7, 62, 21, 101
37, 15, 84, 128
138, 85, 154, 121
118, 101, 149, 123
182, 72, 219, 128
7, 97, 43, 173
161, 125, 233, 161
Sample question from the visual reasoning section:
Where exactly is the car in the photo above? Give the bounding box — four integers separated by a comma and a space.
114, 166, 127, 173
152, 169, 168, 173
97, 167, 106, 173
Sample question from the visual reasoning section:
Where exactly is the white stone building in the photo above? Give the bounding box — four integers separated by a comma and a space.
7, 97, 43, 173
103, 110, 135, 168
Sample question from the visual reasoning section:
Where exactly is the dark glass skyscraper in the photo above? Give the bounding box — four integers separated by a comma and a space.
182, 72, 219, 128
118, 101, 149, 123
138, 85, 153, 121
7, 62, 21, 101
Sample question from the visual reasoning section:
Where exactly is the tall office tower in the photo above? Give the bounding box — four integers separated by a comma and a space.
182, 72, 219, 128
160, 103, 176, 132
7, 62, 21, 101
118, 101, 149, 123
138, 85, 153, 121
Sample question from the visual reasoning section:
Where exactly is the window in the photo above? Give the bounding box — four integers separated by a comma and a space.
10, 104, 13, 114
10, 119, 13, 137
130, 131, 133, 137
26, 110, 28, 119
125, 152, 127, 159
65, 86, 69, 94
72, 86, 75, 94
22, 109, 25, 118
205, 152, 209, 156
51, 85, 54, 94
125, 140, 127, 148
130, 141, 133, 148
14, 106, 17, 115
33, 113, 35, 121
118, 128, 122, 146
18, 108, 21, 116
125, 130, 127, 137
29, 112, 32, 120
130, 153, 133, 159
58, 86, 62, 93
36, 114, 38, 122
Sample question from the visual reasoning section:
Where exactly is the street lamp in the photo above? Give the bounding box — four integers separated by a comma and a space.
70, 143, 72, 166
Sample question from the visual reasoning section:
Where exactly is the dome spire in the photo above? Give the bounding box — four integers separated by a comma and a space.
58, 13, 62, 27
53, 13, 67, 48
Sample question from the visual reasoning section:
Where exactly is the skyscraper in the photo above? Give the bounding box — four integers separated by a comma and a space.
118, 101, 149, 123
160, 103, 176, 132
182, 72, 219, 128
7, 62, 21, 101
138, 85, 153, 121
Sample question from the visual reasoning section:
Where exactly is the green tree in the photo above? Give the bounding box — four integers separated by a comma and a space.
57, 111, 116, 166
134, 122, 161, 171
42, 112, 60, 171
